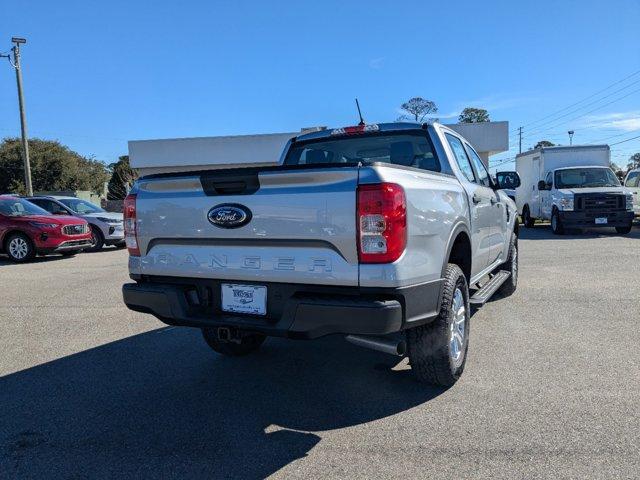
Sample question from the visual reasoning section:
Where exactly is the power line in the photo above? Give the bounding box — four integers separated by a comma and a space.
509, 69, 640, 135
519, 87, 640, 142
610, 134, 640, 146
589, 129, 640, 144
513, 80, 640, 140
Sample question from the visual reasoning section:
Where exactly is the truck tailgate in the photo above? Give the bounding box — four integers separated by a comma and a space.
133, 167, 359, 286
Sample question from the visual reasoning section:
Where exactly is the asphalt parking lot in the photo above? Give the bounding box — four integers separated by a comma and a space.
1, 224, 639, 479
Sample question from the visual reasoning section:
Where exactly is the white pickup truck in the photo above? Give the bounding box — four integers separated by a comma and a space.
122, 122, 521, 387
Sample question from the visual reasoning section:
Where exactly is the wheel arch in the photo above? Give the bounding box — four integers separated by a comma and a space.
442, 222, 472, 284
1, 229, 34, 251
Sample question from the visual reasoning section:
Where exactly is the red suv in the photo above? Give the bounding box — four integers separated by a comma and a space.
0, 195, 93, 262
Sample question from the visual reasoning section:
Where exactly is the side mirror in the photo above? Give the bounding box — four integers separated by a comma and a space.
495, 171, 521, 189
537, 180, 548, 191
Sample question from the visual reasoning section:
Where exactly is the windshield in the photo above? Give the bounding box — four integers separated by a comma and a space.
0, 197, 51, 217
284, 132, 445, 174
58, 198, 105, 214
554, 168, 620, 189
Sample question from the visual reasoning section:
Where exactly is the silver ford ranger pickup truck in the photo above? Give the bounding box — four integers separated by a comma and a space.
122, 122, 521, 386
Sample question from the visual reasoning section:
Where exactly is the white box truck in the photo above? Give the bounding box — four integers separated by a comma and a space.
515, 145, 634, 234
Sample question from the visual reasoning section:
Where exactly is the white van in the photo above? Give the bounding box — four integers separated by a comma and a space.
516, 145, 634, 234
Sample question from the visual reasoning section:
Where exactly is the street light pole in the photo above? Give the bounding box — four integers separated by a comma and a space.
568, 130, 575, 146
11, 37, 33, 196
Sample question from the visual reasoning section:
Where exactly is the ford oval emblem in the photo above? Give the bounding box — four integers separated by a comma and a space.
207, 204, 252, 229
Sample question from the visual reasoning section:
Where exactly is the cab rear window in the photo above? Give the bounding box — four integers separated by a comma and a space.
284, 132, 446, 174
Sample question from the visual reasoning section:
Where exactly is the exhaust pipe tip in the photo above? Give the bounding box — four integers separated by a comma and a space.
345, 334, 406, 356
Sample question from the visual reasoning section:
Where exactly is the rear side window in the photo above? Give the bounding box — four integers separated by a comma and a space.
445, 134, 475, 183
284, 132, 442, 173
626, 171, 640, 187
32, 199, 66, 214
465, 143, 492, 187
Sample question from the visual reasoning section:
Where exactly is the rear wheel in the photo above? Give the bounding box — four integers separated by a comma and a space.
88, 226, 104, 251
406, 264, 470, 387
5, 233, 36, 263
201, 327, 266, 356
522, 206, 535, 228
551, 209, 564, 235
616, 225, 632, 234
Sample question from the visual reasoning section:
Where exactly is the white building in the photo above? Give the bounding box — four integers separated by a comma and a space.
130, 121, 509, 175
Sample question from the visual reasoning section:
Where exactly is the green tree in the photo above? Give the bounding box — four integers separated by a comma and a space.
458, 107, 490, 123
0, 138, 108, 195
107, 155, 137, 200
534, 140, 555, 149
397, 97, 438, 122
627, 152, 640, 171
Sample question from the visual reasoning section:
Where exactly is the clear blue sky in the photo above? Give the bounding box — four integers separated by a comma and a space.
1, 0, 639, 170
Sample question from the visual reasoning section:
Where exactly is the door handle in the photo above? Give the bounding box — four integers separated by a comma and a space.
472, 194, 481, 204
490, 197, 498, 205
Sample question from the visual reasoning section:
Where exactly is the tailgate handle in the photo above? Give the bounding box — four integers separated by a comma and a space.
200, 173, 260, 196
213, 181, 247, 194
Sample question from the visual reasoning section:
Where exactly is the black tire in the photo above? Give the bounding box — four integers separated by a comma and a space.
406, 264, 470, 387
498, 232, 518, 297
61, 250, 82, 257
522, 206, 535, 228
201, 328, 266, 357
4, 232, 36, 263
88, 226, 104, 252
551, 208, 564, 235
615, 225, 632, 234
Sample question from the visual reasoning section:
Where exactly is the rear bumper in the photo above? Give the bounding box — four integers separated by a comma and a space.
559, 210, 634, 228
122, 277, 443, 339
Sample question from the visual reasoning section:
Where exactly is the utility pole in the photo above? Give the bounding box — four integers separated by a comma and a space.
3, 37, 33, 196
518, 126, 523, 154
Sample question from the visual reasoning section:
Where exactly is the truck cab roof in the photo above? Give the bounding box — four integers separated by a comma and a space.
552, 165, 612, 172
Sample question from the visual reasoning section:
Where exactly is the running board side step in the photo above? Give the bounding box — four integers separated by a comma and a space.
469, 270, 511, 305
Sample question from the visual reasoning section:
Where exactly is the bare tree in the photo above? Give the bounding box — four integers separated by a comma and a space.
397, 97, 438, 122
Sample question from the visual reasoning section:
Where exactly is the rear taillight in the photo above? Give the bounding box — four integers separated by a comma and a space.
357, 183, 406, 263
123, 193, 140, 256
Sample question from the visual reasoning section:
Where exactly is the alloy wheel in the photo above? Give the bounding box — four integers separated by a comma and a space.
449, 287, 466, 367
511, 245, 518, 284
9, 237, 29, 260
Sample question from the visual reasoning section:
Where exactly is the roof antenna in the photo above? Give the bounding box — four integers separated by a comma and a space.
355, 98, 365, 126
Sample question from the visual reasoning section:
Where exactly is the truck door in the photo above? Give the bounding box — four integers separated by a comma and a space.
444, 133, 493, 275
540, 171, 553, 220
464, 142, 505, 266
625, 171, 640, 214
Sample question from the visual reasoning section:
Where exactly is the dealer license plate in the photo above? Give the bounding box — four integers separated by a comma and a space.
595, 217, 608, 225
221, 284, 267, 316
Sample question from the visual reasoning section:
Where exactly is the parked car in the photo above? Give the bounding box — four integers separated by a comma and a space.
516, 145, 634, 234
0, 195, 92, 262
122, 121, 521, 387
27, 196, 124, 251
623, 168, 640, 215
